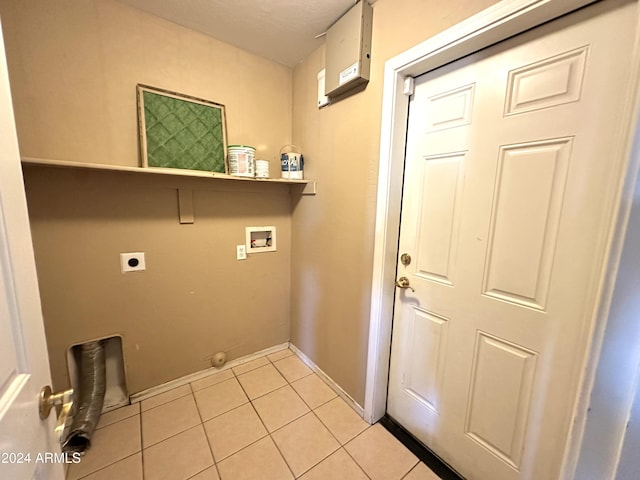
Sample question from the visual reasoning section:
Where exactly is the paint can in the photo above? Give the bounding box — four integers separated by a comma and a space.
280, 145, 304, 180
228, 145, 255, 177
255, 159, 270, 178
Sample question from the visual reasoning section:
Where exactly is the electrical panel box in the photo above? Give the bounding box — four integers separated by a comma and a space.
324, 1, 373, 98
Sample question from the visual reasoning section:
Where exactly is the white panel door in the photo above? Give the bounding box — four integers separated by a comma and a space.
0, 18, 64, 480
387, 2, 638, 479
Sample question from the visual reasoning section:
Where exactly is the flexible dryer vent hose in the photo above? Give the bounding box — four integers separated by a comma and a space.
62, 341, 106, 455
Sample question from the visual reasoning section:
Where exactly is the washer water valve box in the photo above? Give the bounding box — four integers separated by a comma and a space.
246, 226, 276, 253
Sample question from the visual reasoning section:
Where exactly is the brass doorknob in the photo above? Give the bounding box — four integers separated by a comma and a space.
395, 276, 415, 292
39, 385, 73, 442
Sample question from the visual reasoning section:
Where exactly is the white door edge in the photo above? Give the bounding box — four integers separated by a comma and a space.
365, 0, 640, 478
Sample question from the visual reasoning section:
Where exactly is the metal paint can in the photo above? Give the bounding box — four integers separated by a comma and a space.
280, 145, 304, 180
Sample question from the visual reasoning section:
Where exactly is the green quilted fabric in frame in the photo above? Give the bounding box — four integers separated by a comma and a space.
142, 89, 226, 173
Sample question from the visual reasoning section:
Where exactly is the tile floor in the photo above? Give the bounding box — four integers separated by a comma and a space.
66, 348, 441, 480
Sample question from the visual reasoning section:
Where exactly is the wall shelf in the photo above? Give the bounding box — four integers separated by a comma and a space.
21, 156, 312, 187
22, 156, 316, 224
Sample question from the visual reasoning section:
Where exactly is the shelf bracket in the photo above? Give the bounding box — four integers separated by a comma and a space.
177, 189, 195, 224
301, 181, 317, 195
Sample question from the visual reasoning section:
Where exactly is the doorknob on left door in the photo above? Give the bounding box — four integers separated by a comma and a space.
395, 276, 415, 292
39, 385, 73, 442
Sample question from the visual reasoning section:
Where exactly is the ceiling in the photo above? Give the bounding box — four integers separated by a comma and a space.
116, 0, 360, 67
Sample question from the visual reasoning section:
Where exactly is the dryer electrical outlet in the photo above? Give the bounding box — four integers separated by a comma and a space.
120, 252, 146, 273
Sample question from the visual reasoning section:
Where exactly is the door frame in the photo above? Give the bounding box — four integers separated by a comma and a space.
365, 0, 640, 477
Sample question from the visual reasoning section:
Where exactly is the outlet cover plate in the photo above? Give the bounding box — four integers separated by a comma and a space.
120, 252, 146, 272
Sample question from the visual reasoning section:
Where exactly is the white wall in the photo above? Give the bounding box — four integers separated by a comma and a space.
574, 134, 640, 479
616, 377, 640, 480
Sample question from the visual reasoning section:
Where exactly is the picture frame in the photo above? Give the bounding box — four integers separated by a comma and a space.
136, 84, 228, 173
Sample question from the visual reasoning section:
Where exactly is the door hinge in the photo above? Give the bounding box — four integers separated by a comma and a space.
403, 76, 415, 96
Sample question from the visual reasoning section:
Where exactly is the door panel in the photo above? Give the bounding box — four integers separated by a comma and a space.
465, 332, 537, 469
387, 2, 638, 479
426, 84, 475, 132
482, 138, 572, 310
415, 152, 466, 285
403, 307, 449, 414
0, 18, 62, 480
504, 46, 588, 116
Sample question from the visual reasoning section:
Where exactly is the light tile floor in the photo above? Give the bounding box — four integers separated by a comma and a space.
66, 348, 441, 480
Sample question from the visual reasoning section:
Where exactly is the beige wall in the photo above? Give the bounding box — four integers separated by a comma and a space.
0, 0, 293, 393
1, 0, 501, 402
0, 0, 291, 166
24, 167, 291, 394
290, 0, 497, 405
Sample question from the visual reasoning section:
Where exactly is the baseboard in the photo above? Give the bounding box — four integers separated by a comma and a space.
289, 343, 366, 420
130, 342, 290, 404
129, 341, 366, 423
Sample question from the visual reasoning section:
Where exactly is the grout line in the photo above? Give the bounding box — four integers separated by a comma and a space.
288, 373, 339, 411
142, 424, 216, 475
234, 363, 280, 384
70, 416, 144, 480
266, 350, 295, 363
236, 367, 288, 402
268, 430, 298, 479
140, 422, 202, 449
340, 425, 377, 480
139, 394, 202, 449
400, 462, 423, 480
192, 387, 206, 425
237, 351, 336, 478
233, 358, 297, 479
341, 445, 374, 480
230, 357, 271, 377
95, 403, 140, 430
246, 381, 291, 404
266, 405, 310, 436
283, 409, 343, 478
196, 406, 222, 480
309, 407, 342, 445
216, 434, 270, 464
185, 465, 215, 480
139, 387, 192, 413
73, 451, 142, 480
288, 384, 322, 412
264, 373, 340, 479
138, 411, 146, 479
142, 421, 202, 450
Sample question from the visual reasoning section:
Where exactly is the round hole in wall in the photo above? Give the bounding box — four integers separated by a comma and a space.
128, 258, 139, 267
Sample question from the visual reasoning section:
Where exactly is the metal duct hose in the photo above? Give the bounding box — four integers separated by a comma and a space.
62, 341, 106, 455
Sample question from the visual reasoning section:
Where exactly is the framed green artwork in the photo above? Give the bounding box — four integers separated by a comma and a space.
137, 84, 228, 173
